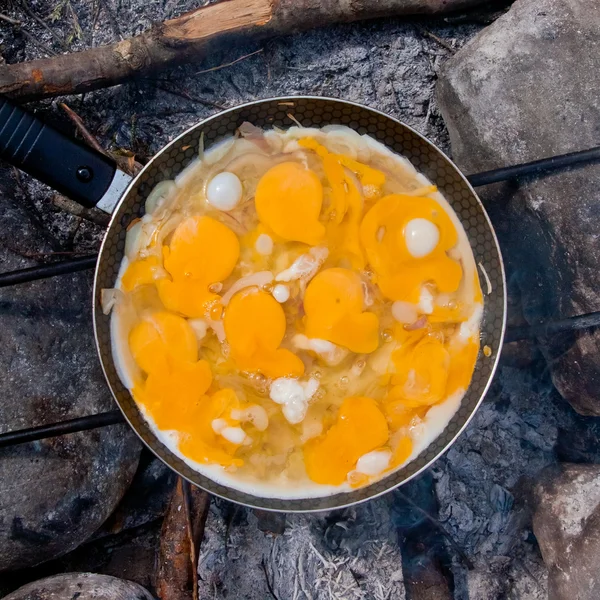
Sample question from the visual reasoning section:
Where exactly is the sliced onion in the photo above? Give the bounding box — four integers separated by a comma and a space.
145, 180, 176, 215
237, 122, 271, 152
478, 262, 493, 295
124, 221, 144, 259
322, 125, 366, 160
204, 136, 236, 165
275, 247, 329, 283
100, 288, 125, 315
174, 158, 201, 188
221, 271, 274, 306
206, 318, 226, 343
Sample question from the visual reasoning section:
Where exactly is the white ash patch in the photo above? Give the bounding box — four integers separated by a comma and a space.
198, 499, 406, 600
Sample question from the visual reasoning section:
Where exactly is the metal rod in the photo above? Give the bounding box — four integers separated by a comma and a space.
0, 147, 598, 287
467, 146, 600, 187
0, 410, 125, 448
0, 255, 97, 287
504, 311, 600, 343
0, 311, 598, 447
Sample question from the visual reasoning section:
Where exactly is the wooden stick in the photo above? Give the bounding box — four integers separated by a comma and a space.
0, 0, 486, 102
155, 477, 211, 600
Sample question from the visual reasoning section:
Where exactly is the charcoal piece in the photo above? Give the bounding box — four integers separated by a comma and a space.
2, 573, 154, 600
532, 464, 600, 600
0, 173, 141, 571
436, 0, 600, 415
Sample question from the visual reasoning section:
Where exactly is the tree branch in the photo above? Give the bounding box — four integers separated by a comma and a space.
0, 0, 487, 102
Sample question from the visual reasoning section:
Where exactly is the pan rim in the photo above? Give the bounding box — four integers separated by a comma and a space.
92, 95, 507, 512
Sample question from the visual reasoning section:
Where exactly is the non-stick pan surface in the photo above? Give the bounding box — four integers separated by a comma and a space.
92, 97, 506, 512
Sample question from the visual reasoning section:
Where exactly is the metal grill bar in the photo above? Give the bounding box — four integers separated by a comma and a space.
466, 145, 600, 187
0, 410, 125, 448
0, 255, 97, 287
1, 146, 599, 286
504, 311, 600, 343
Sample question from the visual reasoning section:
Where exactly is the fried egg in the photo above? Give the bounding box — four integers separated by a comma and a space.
108, 124, 483, 499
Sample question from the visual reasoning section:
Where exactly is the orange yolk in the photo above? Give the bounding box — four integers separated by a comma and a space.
128, 312, 244, 467
158, 216, 239, 318
129, 311, 198, 373
446, 338, 480, 396
299, 137, 386, 268
178, 388, 245, 467
388, 336, 450, 408
298, 137, 385, 202
255, 162, 326, 246
391, 436, 413, 469
303, 396, 389, 485
304, 268, 379, 354
224, 287, 305, 379
121, 255, 162, 291
360, 194, 462, 303
322, 157, 365, 268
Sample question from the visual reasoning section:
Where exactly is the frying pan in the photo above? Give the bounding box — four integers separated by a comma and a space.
0, 96, 506, 511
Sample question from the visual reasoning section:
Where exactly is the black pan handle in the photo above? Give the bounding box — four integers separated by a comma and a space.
0, 98, 118, 208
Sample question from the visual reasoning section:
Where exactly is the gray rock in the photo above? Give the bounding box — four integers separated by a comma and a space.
532, 464, 600, 600
3, 573, 154, 600
436, 0, 600, 415
0, 171, 141, 571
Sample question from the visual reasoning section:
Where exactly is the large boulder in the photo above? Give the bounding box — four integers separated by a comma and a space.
0, 170, 141, 571
436, 0, 600, 415
532, 464, 600, 600
3, 573, 154, 600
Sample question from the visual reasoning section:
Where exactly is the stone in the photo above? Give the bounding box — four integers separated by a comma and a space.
3, 573, 154, 600
0, 170, 141, 571
532, 464, 600, 600
436, 0, 600, 415
93, 451, 177, 540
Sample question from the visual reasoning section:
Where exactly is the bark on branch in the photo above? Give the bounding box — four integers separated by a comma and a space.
0, 0, 486, 102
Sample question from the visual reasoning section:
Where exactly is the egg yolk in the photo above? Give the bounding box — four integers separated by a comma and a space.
224, 287, 305, 379
298, 137, 386, 202
121, 255, 162, 291
303, 396, 389, 485
129, 313, 212, 430
360, 194, 462, 303
129, 312, 245, 467
255, 162, 326, 246
445, 338, 480, 396
129, 312, 198, 373
391, 436, 413, 469
388, 337, 450, 408
179, 388, 245, 467
304, 268, 379, 354
158, 216, 239, 318
299, 137, 386, 268
323, 157, 365, 268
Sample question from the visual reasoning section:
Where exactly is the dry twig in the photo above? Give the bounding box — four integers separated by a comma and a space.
52, 194, 111, 227
416, 25, 455, 53
19, 0, 68, 50
59, 102, 107, 156
196, 47, 263, 74
59, 102, 142, 176
0, 13, 58, 57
